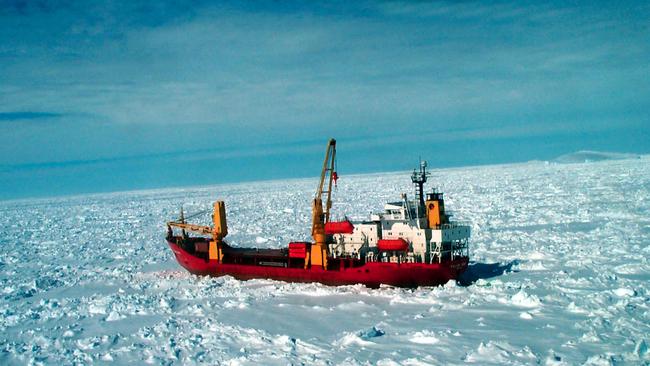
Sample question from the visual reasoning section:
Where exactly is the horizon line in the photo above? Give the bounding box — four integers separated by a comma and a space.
1, 151, 645, 203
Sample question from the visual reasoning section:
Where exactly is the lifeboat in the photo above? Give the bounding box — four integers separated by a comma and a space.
325, 220, 354, 234
377, 238, 409, 251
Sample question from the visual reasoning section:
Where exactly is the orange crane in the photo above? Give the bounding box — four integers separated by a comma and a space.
167, 201, 228, 262
310, 138, 337, 269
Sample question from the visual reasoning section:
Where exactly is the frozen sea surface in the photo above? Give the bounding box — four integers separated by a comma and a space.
1, 157, 649, 365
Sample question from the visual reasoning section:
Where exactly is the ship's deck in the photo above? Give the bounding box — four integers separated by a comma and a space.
224, 247, 287, 259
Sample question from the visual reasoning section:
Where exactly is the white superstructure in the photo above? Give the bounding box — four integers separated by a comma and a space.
328, 162, 470, 264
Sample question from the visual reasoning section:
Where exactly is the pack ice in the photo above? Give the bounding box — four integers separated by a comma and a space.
0, 157, 648, 365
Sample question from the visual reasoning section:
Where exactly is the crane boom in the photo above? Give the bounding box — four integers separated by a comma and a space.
310, 138, 336, 269
315, 138, 337, 223
167, 221, 213, 236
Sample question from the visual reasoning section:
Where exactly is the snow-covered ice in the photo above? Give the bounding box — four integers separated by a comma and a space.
1, 157, 649, 364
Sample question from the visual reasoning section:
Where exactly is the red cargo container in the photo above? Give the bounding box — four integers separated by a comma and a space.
288, 242, 309, 258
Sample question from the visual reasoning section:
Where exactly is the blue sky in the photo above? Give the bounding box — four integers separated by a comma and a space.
1, 1, 648, 199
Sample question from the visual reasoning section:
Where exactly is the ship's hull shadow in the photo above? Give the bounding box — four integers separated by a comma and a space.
458, 260, 519, 286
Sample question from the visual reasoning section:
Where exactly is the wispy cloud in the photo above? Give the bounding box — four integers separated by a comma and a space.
0, 111, 63, 121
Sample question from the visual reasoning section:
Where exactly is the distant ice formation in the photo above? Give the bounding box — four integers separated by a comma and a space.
553, 150, 641, 164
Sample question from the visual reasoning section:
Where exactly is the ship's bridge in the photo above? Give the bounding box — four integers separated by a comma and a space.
383, 200, 424, 221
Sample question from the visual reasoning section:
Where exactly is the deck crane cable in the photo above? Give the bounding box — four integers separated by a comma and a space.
173, 207, 210, 223
183, 208, 210, 221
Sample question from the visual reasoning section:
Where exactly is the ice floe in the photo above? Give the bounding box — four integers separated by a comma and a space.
0, 156, 648, 364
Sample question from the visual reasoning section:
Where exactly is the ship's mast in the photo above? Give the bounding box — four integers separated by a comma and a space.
411, 160, 429, 212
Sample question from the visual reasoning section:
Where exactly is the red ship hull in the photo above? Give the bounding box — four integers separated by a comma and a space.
168, 240, 468, 288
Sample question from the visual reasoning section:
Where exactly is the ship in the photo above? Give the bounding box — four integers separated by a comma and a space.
166, 138, 470, 288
